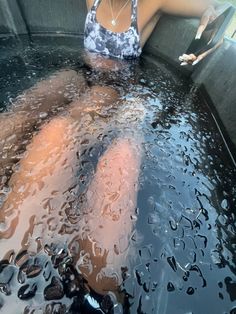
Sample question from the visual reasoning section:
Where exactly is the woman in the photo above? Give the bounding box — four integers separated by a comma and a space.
0, 0, 220, 312
0, 0, 221, 176
84, 0, 219, 62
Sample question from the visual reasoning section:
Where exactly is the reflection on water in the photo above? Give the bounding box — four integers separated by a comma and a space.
0, 37, 236, 314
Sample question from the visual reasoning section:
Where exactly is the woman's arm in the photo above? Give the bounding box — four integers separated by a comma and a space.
159, 0, 219, 39
159, 0, 218, 17
157, 0, 222, 65
86, 0, 93, 11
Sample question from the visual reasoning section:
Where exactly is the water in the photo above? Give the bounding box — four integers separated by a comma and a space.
0, 36, 236, 314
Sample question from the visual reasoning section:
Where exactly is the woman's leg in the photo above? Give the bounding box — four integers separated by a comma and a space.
0, 69, 86, 178
0, 115, 79, 254
0, 82, 141, 299
0, 84, 120, 255
68, 85, 120, 120
75, 137, 142, 296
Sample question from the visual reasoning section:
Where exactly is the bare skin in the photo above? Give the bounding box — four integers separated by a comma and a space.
0, 85, 119, 247
76, 138, 141, 295
0, 82, 142, 299
86, 0, 219, 62
0, 0, 221, 177
0, 70, 86, 179
0, 0, 221, 304
0, 0, 220, 177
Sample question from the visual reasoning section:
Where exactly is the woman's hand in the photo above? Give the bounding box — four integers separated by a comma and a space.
179, 38, 223, 66
195, 5, 217, 40
179, 5, 221, 66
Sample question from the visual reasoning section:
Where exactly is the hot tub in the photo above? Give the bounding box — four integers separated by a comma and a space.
0, 2, 236, 314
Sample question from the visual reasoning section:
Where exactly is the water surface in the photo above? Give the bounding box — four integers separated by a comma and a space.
0, 37, 236, 314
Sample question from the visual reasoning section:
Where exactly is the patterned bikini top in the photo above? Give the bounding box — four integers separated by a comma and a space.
84, 0, 142, 59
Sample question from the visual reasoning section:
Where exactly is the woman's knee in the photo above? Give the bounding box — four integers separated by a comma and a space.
97, 138, 141, 177
87, 137, 142, 216
16, 116, 74, 175
68, 84, 119, 118
89, 85, 119, 106
48, 69, 87, 100
82, 85, 120, 111
14, 69, 87, 116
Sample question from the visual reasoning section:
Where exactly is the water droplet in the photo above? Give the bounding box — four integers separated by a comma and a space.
186, 287, 194, 295
230, 306, 236, 314
14, 250, 29, 267
18, 283, 37, 300
139, 245, 153, 261
221, 199, 228, 210
44, 276, 64, 300
167, 282, 175, 292
211, 250, 222, 266
17, 268, 26, 285
0, 282, 11, 296
43, 261, 52, 282
0, 264, 15, 284
169, 218, 178, 230
167, 256, 177, 272
219, 292, 224, 300
39, 112, 48, 119
130, 214, 138, 221
148, 213, 159, 224
25, 264, 42, 278
218, 281, 223, 289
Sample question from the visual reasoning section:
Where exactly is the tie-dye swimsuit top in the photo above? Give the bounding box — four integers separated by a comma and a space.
84, 0, 142, 59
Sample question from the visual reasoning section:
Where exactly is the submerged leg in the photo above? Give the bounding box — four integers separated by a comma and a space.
68, 85, 119, 120
0, 81, 139, 299
0, 69, 86, 178
76, 137, 142, 295
0, 80, 120, 239
0, 115, 79, 254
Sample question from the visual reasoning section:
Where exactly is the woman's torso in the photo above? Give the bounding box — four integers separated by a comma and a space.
84, 0, 143, 59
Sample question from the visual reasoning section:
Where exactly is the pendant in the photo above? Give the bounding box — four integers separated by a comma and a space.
111, 19, 116, 26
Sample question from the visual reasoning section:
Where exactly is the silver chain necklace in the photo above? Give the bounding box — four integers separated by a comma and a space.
108, 0, 131, 26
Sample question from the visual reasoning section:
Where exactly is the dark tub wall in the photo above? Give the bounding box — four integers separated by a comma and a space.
144, 14, 236, 152
0, 0, 86, 36
16, 0, 87, 35
0, 0, 27, 36
0, 0, 235, 152
144, 15, 199, 74
192, 40, 236, 148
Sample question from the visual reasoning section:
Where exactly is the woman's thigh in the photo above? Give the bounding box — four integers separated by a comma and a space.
76, 137, 142, 295
0, 115, 79, 253
68, 84, 120, 119
0, 69, 86, 178
0, 79, 141, 298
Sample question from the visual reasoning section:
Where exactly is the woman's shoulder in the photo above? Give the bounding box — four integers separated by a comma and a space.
86, 0, 94, 11
138, 0, 162, 15
138, 0, 162, 27
85, 0, 162, 16
86, 0, 162, 10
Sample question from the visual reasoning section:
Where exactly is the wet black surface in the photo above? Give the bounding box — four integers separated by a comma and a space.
0, 36, 236, 314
